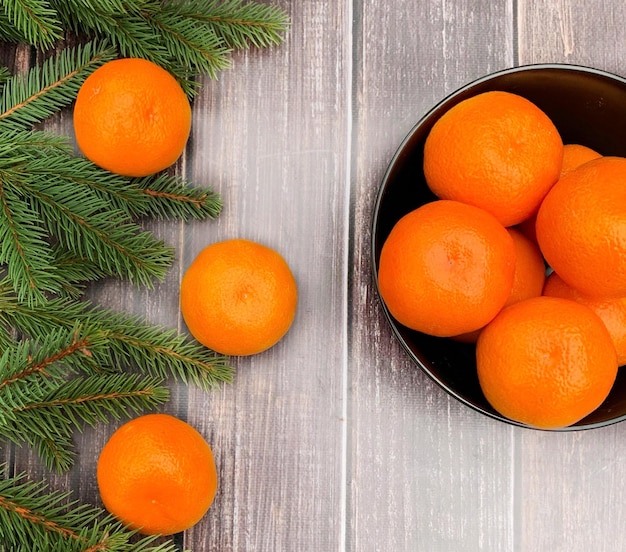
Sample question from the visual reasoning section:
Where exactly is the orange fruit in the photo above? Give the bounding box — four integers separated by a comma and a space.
560, 143, 602, 176
73, 57, 191, 177
504, 228, 546, 305
423, 90, 563, 226
97, 413, 218, 535
453, 227, 545, 343
543, 271, 626, 366
476, 296, 618, 429
377, 199, 515, 337
536, 156, 626, 297
180, 239, 298, 356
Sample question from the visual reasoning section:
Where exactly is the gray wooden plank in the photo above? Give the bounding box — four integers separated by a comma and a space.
349, 1, 517, 551
180, 1, 350, 549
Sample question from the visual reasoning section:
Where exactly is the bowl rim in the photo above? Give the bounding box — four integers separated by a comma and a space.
371, 62, 626, 432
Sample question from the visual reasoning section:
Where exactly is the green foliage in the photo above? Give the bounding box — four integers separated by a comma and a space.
0, 0, 290, 95
0, 466, 182, 551
0, 0, 63, 49
0, 283, 234, 391
0, 39, 116, 130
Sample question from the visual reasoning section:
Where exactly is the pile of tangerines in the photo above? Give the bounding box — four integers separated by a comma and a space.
378, 90, 626, 430
72, 58, 299, 536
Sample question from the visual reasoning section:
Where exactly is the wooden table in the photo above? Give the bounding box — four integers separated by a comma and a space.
4, 1, 626, 551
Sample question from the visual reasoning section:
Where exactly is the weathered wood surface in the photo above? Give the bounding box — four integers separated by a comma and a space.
3, 1, 626, 551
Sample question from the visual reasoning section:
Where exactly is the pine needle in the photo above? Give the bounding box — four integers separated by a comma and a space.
133, 172, 223, 220
0, 281, 234, 392
0, 466, 181, 551
176, 0, 290, 49
0, 0, 64, 48
0, 1, 290, 93
0, 39, 116, 131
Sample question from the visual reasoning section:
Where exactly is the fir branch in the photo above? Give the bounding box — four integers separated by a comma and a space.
0, 324, 107, 389
0, 139, 176, 292
15, 374, 169, 426
51, 247, 110, 299
133, 172, 223, 220
0, 0, 63, 48
0, 467, 181, 551
101, 316, 235, 390
0, 9, 29, 43
0, 1, 290, 94
51, 0, 288, 92
0, 39, 116, 131
136, 3, 232, 80
177, 0, 290, 49
50, 0, 205, 93
30, 177, 175, 289
0, 128, 221, 221
1, 372, 169, 471
0, 125, 220, 298
0, 280, 234, 390
0, 162, 65, 304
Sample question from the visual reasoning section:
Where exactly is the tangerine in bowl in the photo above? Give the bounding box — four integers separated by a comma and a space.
371, 64, 626, 431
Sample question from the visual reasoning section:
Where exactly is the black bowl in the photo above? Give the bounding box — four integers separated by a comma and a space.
371, 64, 626, 431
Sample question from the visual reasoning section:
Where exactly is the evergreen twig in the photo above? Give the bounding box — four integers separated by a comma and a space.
0, 0, 291, 95
0, 324, 172, 470
0, 39, 116, 130
0, 467, 181, 551
0, 280, 233, 393
0, 0, 64, 49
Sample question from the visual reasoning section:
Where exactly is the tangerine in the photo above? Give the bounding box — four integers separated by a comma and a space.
423, 90, 563, 226
536, 156, 626, 297
560, 143, 602, 177
515, 144, 600, 244
476, 296, 617, 429
504, 228, 546, 306
377, 199, 515, 337
180, 239, 298, 356
73, 58, 191, 177
543, 271, 626, 366
452, 227, 545, 343
97, 413, 218, 535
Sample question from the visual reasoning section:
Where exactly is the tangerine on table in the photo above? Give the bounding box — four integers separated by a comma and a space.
423, 90, 563, 226
452, 227, 545, 343
97, 413, 218, 536
73, 57, 191, 177
180, 238, 298, 356
476, 296, 618, 429
543, 271, 626, 366
536, 156, 626, 297
377, 199, 515, 337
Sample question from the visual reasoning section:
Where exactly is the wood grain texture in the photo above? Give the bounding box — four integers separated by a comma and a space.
4, 2, 626, 551
349, 2, 517, 550
179, 1, 350, 550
